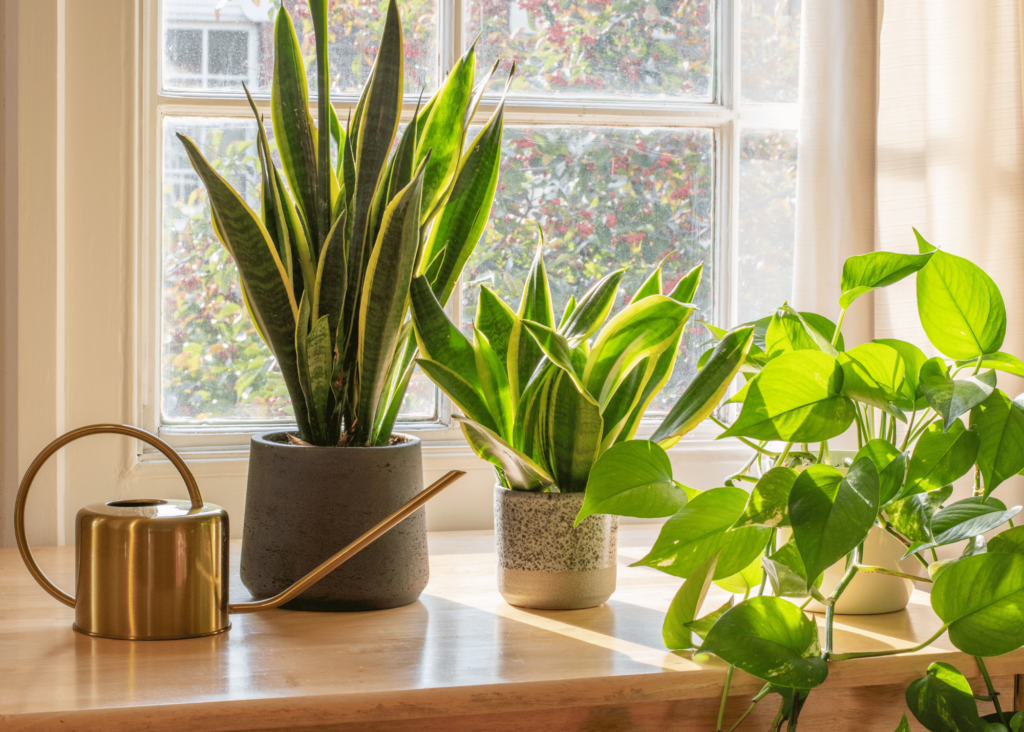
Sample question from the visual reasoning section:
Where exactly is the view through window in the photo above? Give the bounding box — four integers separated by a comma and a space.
158, 0, 800, 431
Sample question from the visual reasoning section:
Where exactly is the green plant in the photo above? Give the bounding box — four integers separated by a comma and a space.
410, 244, 702, 491
588, 229, 1024, 730
177, 0, 511, 446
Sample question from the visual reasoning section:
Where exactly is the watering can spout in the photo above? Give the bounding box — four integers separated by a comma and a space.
14, 424, 465, 639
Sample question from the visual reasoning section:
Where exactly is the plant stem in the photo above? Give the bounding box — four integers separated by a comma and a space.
853, 408, 867, 450
830, 624, 949, 661
824, 545, 862, 657
973, 356, 984, 375
769, 706, 785, 731
930, 548, 939, 563
711, 417, 780, 457
907, 414, 939, 445
901, 409, 918, 451
883, 523, 931, 569
717, 665, 735, 732
775, 442, 793, 468
799, 596, 813, 610
976, 657, 1007, 726
727, 685, 771, 732
831, 308, 847, 348
854, 565, 930, 583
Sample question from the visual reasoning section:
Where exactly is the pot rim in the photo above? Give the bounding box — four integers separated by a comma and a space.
251, 431, 421, 451
493, 483, 584, 498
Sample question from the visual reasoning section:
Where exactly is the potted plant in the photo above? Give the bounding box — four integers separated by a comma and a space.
584, 229, 1024, 728
408, 246, 702, 608
177, 0, 511, 611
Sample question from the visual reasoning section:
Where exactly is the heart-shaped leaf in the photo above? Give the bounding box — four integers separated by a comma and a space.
913, 497, 1021, 554
699, 597, 828, 690
662, 551, 719, 650
886, 485, 953, 553
632, 487, 771, 580
576, 440, 687, 526
762, 540, 823, 598
766, 307, 823, 360
932, 552, 1024, 657
906, 662, 985, 732
956, 352, 1024, 379
685, 597, 734, 641
893, 713, 911, 732
917, 249, 1006, 360
855, 439, 907, 506
874, 338, 929, 401
971, 390, 1024, 496
732, 467, 799, 529
919, 358, 996, 432
904, 421, 979, 497
838, 343, 908, 413
790, 460, 880, 583
987, 525, 1024, 555
839, 250, 935, 309
714, 554, 765, 594
720, 351, 857, 443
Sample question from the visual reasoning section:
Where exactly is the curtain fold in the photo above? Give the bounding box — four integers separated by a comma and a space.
792, 0, 882, 347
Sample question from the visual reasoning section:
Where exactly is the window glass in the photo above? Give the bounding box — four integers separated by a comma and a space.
466, 0, 714, 100
162, 0, 436, 96
462, 126, 714, 410
741, 0, 801, 103
737, 128, 797, 323
161, 117, 436, 423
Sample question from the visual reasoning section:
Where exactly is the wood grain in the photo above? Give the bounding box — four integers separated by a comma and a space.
1, 527, 1022, 731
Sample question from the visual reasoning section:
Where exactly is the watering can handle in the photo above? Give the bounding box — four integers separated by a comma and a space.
14, 424, 204, 608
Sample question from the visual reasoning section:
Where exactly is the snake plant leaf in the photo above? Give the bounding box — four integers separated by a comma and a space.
344, 0, 404, 350
886, 485, 953, 552
600, 333, 680, 450
956, 352, 1024, 379
652, 326, 755, 448
354, 157, 424, 443
329, 100, 344, 183
559, 268, 627, 342
306, 313, 334, 442
519, 244, 555, 328
971, 390, 1024, 496
387, 114, 420, 211
839, 250, 935, 309
917, 249, 1007, 360
308, 0, 332, 247
762, 540, 823, 598
475, 328, 513, 440
177, 132, 309, 440
475, 287, 517, 369
312, 211, 347, 337
558, 296, 577, 329
583, 295, 695, 408
837, 343, 908, 414
913, 497, 1021, 554
790, 460, 880, 583
904, 421, 980, 498
854, 439, 907, 506
522, 321, 587, 395
506, 247, 553, 402
633, 486, 771, 580
421, 78, 509, 307
699, 597, 828, 690
409, 276, 481, 391
932, 551, 1024, 657
415, 46, 475, 220
714, 553, 765, 594
295, 290, 315, 437
662, 551, 720, 650
576, 440, 687, 526
274, 166, 316, 302
874, 338, 928, 402
906, 662, 986, 732
544, 371, 602, 493
920, 357, 997, 432
461, 418, 553, 491
270, 7, 320, 249
720, 351, 856, 443
464, 57, 501, 129
371, 324, 415, 443
765, 306, 821, 360
733, 467, 799, 529
987, 525, 1024, 555
632, 261, 663, 301
243, 85, 292, 279
668, 261, 704, 304
685, 597, 734, 641
418, 358, 499, 433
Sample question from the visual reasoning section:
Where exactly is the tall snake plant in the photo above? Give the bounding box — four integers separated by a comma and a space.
409, 247, 703, 491
177, 0, 511, 446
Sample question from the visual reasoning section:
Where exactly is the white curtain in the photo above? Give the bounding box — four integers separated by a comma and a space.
792, 0, 882, 348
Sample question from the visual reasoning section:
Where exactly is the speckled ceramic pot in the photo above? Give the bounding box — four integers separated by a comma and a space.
494, 485, 617, 610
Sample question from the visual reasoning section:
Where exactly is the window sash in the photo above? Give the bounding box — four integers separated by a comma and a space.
143, 0, 798, 452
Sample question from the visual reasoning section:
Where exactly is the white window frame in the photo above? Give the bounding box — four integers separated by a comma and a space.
138, 0, 800, 462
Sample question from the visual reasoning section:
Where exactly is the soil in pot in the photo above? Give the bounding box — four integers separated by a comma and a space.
494, 485, 617, 610
240, 432, 428, 612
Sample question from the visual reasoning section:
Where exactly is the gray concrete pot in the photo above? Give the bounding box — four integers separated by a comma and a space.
494, 485, 617, 610
240, 432, 428, 612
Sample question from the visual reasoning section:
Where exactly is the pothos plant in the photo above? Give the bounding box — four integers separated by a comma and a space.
409, 244, 704, 491
178, 0, 511, 446
581, 229, 1024, 731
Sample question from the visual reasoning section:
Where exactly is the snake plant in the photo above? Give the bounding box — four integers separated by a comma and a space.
409, 246, 703, 491
177, 0, 510, 446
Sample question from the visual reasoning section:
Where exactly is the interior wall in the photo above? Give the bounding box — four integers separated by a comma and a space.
0, 0, 9, 548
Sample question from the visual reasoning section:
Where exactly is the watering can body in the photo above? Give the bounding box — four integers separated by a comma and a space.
15, 424, 464, 641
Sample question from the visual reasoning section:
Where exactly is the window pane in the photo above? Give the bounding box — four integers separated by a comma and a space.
737, 129, 797, 324
463, 126, 714, 411
161, 117, 436, 424
741, 0, 801, 103
162, 0, 436, 97
467, 0, 713, 100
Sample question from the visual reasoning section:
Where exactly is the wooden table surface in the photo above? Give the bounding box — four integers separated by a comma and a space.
2, 526, 1022, 732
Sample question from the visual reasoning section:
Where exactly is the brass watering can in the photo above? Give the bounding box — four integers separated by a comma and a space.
14, 424, 464, 640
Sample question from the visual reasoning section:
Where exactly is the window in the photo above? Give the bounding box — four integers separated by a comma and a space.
150, 0, 801, 442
